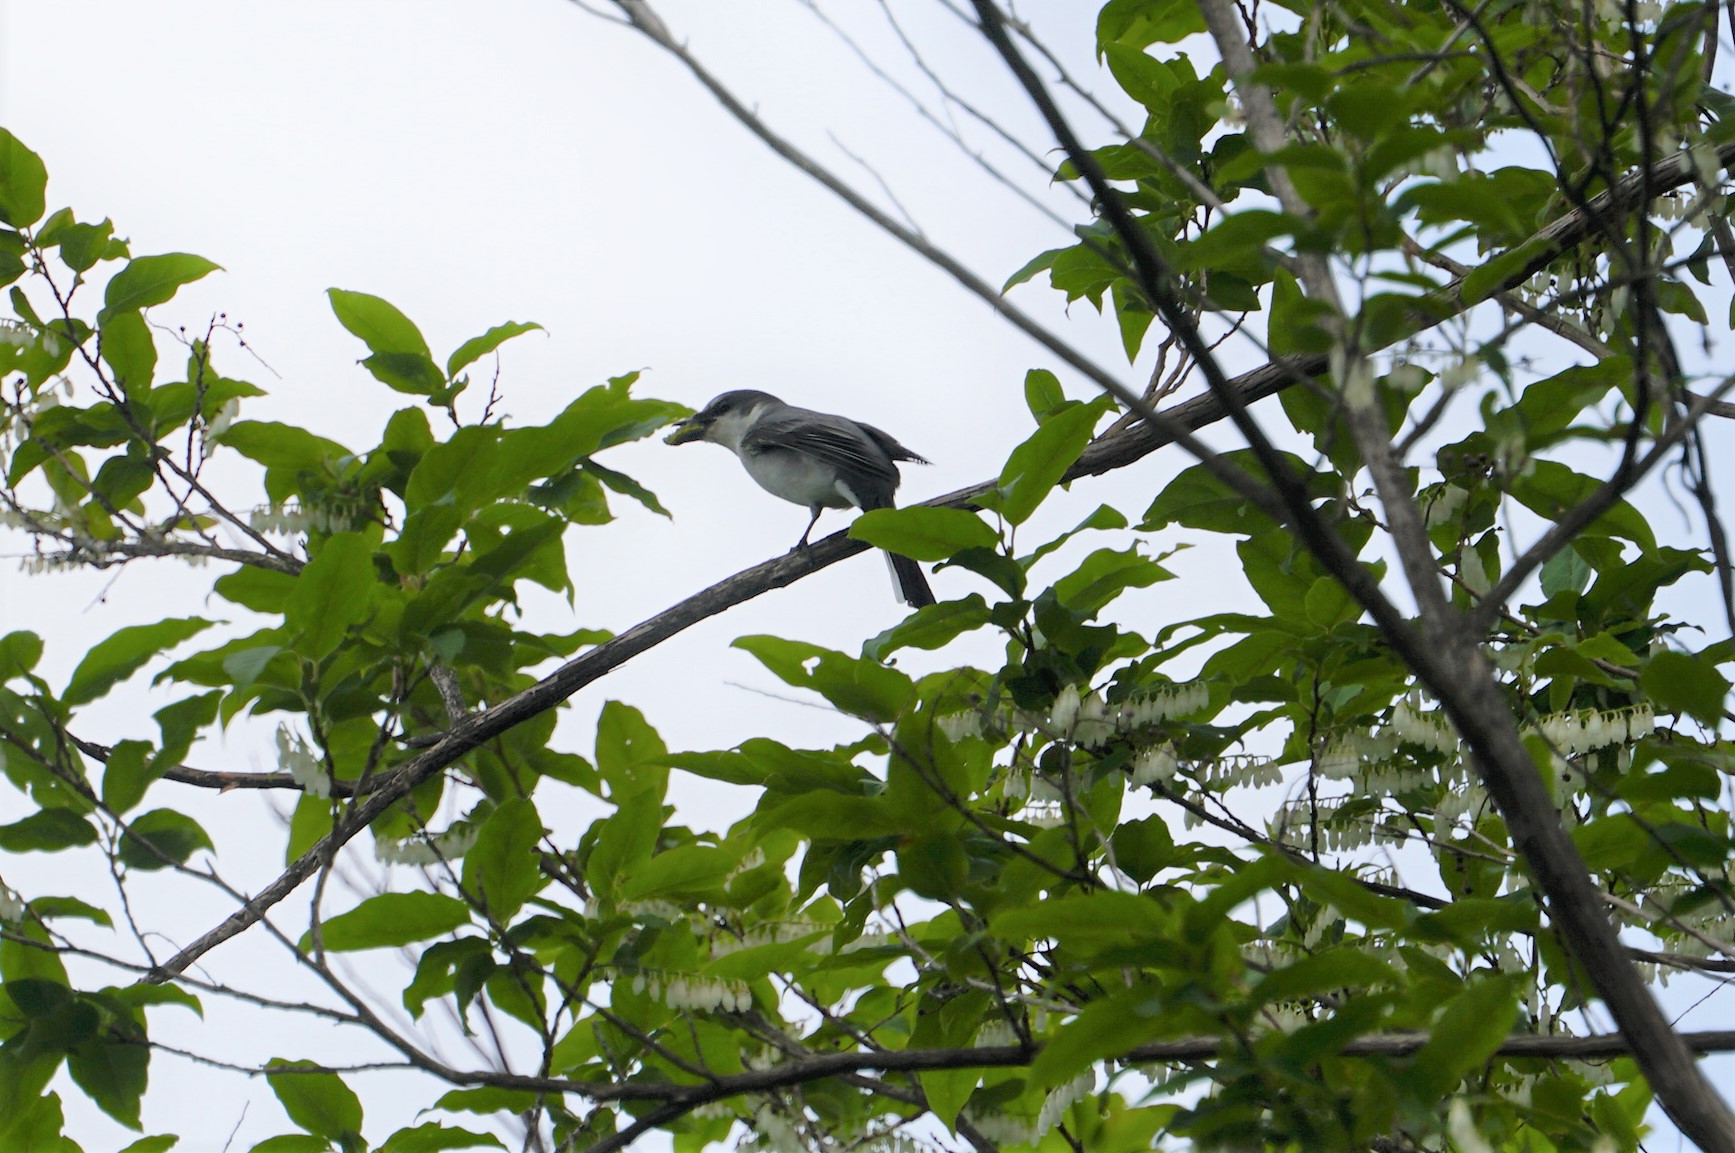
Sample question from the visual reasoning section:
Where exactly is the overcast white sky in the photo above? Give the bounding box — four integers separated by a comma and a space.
3, 2, 1732, 1151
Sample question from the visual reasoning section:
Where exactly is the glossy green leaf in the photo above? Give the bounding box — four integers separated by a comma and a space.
0, 129, 48, 227
117, 1137, 180, 1153
266, 1059, 363, 1141
69, 1035, 148, 1129
619, 843, 742, 902
311, 892, 472, 952
117, 810, 213, 871
1024, 368, 1067, 420
0, 809, 99, 853
461, 798, 543, 922
380, 1122, 507, 1152
1408, 975, 1518, 1096
29, 896, 113, 926
851, 507, 997, 560
100, 254, 221, 323
1539, 545, 1592, 598
100, 310, 157, 391
1641, 650, 1730, 725
248, 1137, 331, 1153
1030, 985, 1164, 1088
861, 594, 992, 660
100, 740, 158, 815
63, 617, 213, 706
447, 322, 543, 378
327, 288, 430, 359
431, 1087, 538, 1116
0, 630, 43, 678
363, 350, 445, 396
992, 398, 1109, 525
284, 533, 376, 662
58, 218, 116, 272
1052, 546, 1173, 616
734, 635, 915, 723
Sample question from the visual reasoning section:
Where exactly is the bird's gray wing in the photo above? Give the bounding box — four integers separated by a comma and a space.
741, 408, 902, 486
855, 422, 930, 466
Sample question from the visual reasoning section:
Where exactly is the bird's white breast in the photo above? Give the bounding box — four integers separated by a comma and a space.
741, 448, 857, 510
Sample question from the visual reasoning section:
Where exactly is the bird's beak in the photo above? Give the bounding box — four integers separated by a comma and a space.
664, 414, 709, 445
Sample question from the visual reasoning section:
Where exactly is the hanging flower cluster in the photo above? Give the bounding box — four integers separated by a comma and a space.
374, 823, 479, 866
1535, 705, 1654, 756
1391, 694, 1458, 754
936, 682, 1209, 746
630, 972, 752, 1012
276, 723, 331, 798
249, 501, 365, 535
965, 1070, 1096, 1147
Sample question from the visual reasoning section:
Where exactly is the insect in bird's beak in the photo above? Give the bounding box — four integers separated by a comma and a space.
664, 413, 709, 445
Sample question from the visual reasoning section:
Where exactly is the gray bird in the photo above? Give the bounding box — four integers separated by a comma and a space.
665, 390, 936, 608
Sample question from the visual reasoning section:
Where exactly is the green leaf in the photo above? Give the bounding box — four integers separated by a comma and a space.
920, 1066, 979, 1133
1539, 546, 1592, 598
0, 630, 43, 677
101, 740, 158, 815
593, 700, 670, 798
992, 399, 1109, 525
1408, 975, 1518, 1096
380, 1122, 507, 1152
1052, 545, 1173, 616
69, 1035, 148, 1129
447, 322, 544, 378
461, 799, 543, 922
432, 1087, 538, 1116
58, 218, 116, 273
363, 350, 446, 396
619, 844, 742, 902
64, 617, 213, 706
312, 892, 471, 952
734, 635, 915, 724
862, 594, 992, 660
1030, 985, 1164, 1088
327, 289, 431, 359
1024, 368, 1067, 420
0, 130, 48, 227
1098, 0, 1207, 49
1510, 461, 1655, 549
100, 254, 222, 323
221, 421, 352, 471
2, 922, 69, 985
1110, 816, 1175, 883
285, 533, 376, 662
1641, 650, 1730, 725
1142, 450, 1312, 534
154, 691, 222, 767
0, 809, 99, 852
248, 1137, 331, 1153
100, 310, 157, 390
1269, 267, 1335, 355
851, 507, 998, 561
266, 1059, 364, 1141
117, 1137, 180, 1153
1459, 235, 1552, 305
108, 981, 203, 1018
587, 788, 666, 901
29, 896, 113, 926
117, 810, 213, 871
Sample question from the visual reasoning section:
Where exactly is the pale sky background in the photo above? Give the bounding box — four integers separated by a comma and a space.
1, 2, 1730, 1151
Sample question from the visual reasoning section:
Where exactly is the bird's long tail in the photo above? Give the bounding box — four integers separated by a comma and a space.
884, 551, 936, 608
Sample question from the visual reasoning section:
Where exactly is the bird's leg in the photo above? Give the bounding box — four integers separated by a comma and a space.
794, 506, 823, 550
